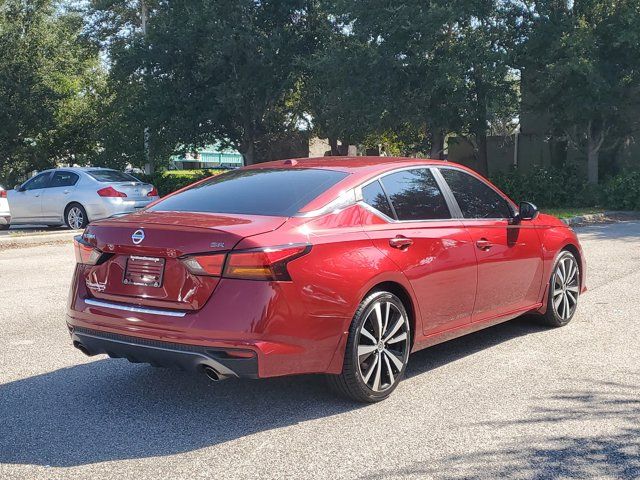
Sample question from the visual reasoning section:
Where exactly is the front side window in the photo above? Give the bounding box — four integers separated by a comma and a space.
150, 168, 349, 217
439, 168, 512, 219
23, 172, 51, 191
361, 180, 395, 219
50, 171, 79, 188
379, 169, 450, 221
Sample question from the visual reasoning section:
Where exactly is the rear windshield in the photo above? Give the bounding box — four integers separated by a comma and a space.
87, 170, 140, 182
149, 168, 349, 217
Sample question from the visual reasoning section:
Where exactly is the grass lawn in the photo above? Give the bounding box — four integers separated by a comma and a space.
542, 207, 605, 219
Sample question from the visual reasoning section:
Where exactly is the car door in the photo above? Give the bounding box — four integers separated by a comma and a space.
41, 171, 80, 223
359, 167, 477, 337
7, 172, 52, 223
437, 167, 544, 322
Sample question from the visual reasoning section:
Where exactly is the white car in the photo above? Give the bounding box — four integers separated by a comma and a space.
0, 186, 10, 230
7, 168, 159, 229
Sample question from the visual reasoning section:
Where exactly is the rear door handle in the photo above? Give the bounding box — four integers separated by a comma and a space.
389, 236, 413, 249
63, 190, 70, 194
476, 238, 493, 250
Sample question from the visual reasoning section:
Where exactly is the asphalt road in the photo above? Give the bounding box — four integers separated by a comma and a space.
1, 221, 639, 479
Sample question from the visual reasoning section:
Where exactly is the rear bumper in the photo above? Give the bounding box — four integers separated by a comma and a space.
66, 264, 351, 378
71, 326, 258, 378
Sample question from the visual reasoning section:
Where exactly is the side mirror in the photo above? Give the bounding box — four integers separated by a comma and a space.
519, 201, 539, 221
14, 185, 24, 192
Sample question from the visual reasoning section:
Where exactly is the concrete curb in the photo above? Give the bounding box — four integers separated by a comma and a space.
0, 231, 77, 250
561, 210, 640, 227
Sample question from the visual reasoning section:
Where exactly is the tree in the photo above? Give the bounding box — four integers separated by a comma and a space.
521, 0, 640, 184
0, 0, 104, 186
304, 1, 520, 172
112, 0, 319, 165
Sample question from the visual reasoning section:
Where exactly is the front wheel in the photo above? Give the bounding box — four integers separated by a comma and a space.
539, 250, 580, 327
327, 291, 411, 403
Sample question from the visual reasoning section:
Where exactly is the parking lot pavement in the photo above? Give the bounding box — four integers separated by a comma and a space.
0, 222, 639, 480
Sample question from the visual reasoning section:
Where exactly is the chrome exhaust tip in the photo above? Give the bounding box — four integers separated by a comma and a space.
73, 341, 91, 356
203, 365, 227, 382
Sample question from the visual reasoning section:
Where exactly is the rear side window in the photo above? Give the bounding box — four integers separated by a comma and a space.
379, 169, 450, 221
50, 171, 79, 188
150, 168, 349, 217
362, 180, 395, 219
87, 170, 140, 183
439, 168, 512, 219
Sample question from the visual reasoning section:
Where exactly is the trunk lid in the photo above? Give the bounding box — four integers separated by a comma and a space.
109, 182, 155, 200
81, 211, 286, 310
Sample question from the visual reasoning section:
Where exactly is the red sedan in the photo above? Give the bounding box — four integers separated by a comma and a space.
67, 157, 586, 402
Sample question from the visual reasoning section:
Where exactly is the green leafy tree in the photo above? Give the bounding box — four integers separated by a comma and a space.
305, 1, 520, 173
521, 0, 640, 184
0, 0, 104, 186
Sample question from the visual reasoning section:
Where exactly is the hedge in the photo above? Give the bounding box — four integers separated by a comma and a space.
491, 167, 640, 211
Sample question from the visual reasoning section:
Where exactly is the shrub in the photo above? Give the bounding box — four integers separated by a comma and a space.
601, 171, 640, 210
491, 165, 597, 208
491, 166, 640, 211
138, 169, 224, 197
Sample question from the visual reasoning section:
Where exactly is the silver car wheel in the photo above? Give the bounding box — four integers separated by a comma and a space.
67, 206, 84, 230
552, 255, 580, 320
357, 300, 409, 392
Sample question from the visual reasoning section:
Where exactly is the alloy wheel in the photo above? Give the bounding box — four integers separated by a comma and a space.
357, 300, 409, 392
552, 255, 579, 321
68, 207, 84, 230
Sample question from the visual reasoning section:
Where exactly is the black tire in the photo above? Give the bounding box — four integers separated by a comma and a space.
327, 291, 411, 403
65, 203, 89, 230
0, 224, 9, 230
539, 250, 580, 327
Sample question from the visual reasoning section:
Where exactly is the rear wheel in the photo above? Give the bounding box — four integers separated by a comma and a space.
65, 203, 88, 230
327, 291, 411, 403
539, 250, 580, 327
0, 224, 9, 230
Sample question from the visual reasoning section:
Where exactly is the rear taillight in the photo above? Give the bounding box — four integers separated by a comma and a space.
180, 245, 311, 281
180, 253, 225, 276
73, 236, 102, 265
224, 245, 310, 281
97, 186, 127, 198
147, 187, 158, 197
0, 190, 6, 198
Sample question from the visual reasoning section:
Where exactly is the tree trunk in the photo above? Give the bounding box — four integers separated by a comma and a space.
475, 134, 489, 176
430, 130, 445, 160
587, 140, 599, 185
328, 137, 340, 156
241, 141, 256, 166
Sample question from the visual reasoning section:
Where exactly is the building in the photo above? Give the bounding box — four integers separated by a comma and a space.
171, 144, 244, 170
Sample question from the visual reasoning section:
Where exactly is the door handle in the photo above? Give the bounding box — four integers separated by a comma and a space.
476, 238, 493, 250
389, 236, 413, 249
63, 190, 70, 194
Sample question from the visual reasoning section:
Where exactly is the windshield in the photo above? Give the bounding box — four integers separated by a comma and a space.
149, 168, 349, 217
87, 170, 141, 183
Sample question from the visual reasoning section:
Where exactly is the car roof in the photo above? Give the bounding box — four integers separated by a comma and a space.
38, 167, 120, 173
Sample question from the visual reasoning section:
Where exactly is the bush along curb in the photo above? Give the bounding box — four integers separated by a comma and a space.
561, 211, 640, 227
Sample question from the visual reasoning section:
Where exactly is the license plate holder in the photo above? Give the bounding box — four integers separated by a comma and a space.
123, 256, 165, 287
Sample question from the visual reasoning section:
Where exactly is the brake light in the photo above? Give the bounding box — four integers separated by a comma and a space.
73, 236, 102, 265
97, 186, 127, 198
0, 190, 6, 198
180, 253, 225, 276
147, 187, 158, 197
223, 245, 311, 281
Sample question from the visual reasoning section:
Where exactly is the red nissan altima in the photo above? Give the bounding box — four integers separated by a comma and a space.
67, 157, 586, 402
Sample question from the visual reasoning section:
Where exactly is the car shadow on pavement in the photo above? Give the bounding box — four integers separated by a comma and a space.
0, 317, 547, 468
358, 379, 640, 479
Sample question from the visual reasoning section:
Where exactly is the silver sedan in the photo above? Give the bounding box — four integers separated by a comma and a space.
7, 168, 159, 229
